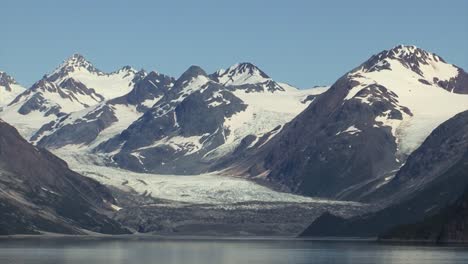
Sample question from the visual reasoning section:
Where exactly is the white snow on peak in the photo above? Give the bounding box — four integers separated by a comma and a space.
215, 63, 271, 86
0, 71, 25, 106
48, 54, 138, 100
205, 86, 329, 159
389, 45, 420, 56
176, 74, 211, 99
0, 81, 99, 139
0, 55, 139, 139
365, 45, 459, 83
63, 67, 137, 99
347, 53, 468, 157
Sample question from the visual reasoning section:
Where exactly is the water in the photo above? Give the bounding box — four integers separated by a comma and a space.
0, 237, 467, 264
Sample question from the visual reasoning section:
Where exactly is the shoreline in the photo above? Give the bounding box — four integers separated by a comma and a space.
0, 233, 374, 241
1, 234, 467, 246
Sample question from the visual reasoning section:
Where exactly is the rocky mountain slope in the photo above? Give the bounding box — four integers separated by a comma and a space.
93, 63, 325, 174
1, 55, 325, 176
30, 71, 174, 149
229, 45, 468, 200
0, 45, 466, 236
0, 119, 129, 235
380, 184, 468, 243
300, 110, 468, 237
0, 71, 25, 107
0, 54, 139, 139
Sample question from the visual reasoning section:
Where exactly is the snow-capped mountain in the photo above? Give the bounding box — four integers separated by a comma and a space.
0, 54, 140, 139
95, 63, 326, 173
32, 71, 174, 149
2, 46, 467, 236
361, 45, 468, 94
0, 71, 25, 107
227, 45, 468, 199
211, 62, 286, 92
6, 46, 464, 203
1, 56, 325, 176
344, 45, 468, 158
47, 54, 138, 99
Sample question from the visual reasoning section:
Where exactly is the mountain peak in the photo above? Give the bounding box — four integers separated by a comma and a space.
0, 71, 24, 103
48, 53, 102, 81
178, 65, 208, 82
212, 62, 270, 86
230, 62, 268, 77
113, 65, 137, 75
63, 53, 95, 68
120, 65, 134, 71
387, 44, 445, 62
389, 44, 419, 53
360, 45, 449, 76
70, 52, 86, 60
0, 71, 18, 87
186, 65, 208, 75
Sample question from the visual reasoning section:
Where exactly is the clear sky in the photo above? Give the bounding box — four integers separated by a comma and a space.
1, 0, 467, 88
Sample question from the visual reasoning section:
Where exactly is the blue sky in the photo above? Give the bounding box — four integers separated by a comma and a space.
1, 0, 467, 88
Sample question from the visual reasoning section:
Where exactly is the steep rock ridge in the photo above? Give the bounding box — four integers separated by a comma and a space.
46, 54, 138, 99
0, 120, 129, 235
0, 54, 139, 139
94, 63, 325, 174
31, 71, 175, 149
363, 110, 468, 204
1, 78, 100, 138
0, 71, 25, 107
96, 65, 247, 173
363, 45, 468, 94
211, 62, 285, 92
234, 45, 468, 199
300, 111, 468, 237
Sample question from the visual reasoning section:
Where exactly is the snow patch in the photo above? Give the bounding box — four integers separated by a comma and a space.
336, 125, 361, 136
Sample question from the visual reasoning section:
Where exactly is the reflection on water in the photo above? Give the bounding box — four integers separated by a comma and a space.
0, 238, 467, 264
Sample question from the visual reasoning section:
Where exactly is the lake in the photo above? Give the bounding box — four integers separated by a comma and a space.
0, 237, 467, 264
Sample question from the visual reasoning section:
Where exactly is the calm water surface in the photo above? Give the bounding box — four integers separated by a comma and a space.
0, 237, 467, 264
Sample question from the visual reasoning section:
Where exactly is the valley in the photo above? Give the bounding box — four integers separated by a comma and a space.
0, 45, 467, 240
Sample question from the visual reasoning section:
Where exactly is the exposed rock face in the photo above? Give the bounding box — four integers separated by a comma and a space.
31, 104, 118, 147
0, 120, 129, 235
96, 66, 248, 173
231, 45, 468, 200
0, 71, 25, 107
299, 111, 468, 237
365, 110, 468, 204
0, 72, 17, 90
3, 55, 325, 175
47, 54, 103, 82
361, 45, 468, 94
31, 71, 175, 149
435, 68, 468, 94
211, 62, 285, 92
263, 78, 405, 198
13, 78, 104, 117
110, 70, 173, 112
92, 62, 325, 174
1, 54, 139, 139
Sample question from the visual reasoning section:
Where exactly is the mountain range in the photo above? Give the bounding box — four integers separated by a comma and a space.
0, 45, 467, 238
